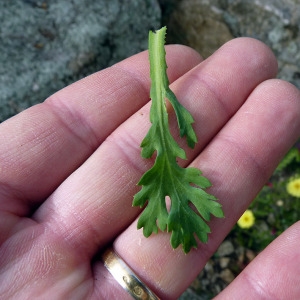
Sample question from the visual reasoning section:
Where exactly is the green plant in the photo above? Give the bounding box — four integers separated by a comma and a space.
276, 146, 300, 172
132, 27, 224, 253
231, 144, 300, 252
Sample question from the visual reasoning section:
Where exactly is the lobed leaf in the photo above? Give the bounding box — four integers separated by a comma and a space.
133, 26, 224, 253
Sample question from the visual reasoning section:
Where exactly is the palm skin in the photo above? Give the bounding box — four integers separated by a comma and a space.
0, 38, 300, 299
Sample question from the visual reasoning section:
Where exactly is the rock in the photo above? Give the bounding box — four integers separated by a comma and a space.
217, 240, 235, 257
179, 287, 209, 300
220, 268, 235, 284
219, 257, 230, 269
0, 0, 161, 122
163, 0, 300, 88
245, 249, 256, 262
204, 259, 215, 276
220, 0, 300, 88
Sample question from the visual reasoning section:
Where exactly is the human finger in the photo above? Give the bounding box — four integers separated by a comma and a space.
214, 221, 300, 299
0, 45, 201, 218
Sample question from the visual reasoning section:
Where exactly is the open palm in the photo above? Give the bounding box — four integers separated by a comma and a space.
1, 38, 300, 299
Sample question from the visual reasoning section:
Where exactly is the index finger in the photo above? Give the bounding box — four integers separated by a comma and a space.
0, 45, 202, 215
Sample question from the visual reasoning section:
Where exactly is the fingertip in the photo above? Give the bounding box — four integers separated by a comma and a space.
213, 37, 278, 81
255, 77, 300, 101
249, 78, 300, 135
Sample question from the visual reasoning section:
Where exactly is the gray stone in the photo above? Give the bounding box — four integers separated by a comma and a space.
219, 257, 230, 268
217, 240, 235, 257
220, 268, 235, 284
179, 287, 209, 300
0, 0, 161, 122
220, 0, 300, 88
204, 259, 215, 275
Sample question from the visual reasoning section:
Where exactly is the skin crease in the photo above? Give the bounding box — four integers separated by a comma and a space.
0, 38, 299, 299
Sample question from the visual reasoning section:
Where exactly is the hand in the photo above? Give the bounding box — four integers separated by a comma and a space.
0, 38, 299, 299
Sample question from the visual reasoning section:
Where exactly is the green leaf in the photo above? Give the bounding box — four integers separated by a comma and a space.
133, 26, 224, 253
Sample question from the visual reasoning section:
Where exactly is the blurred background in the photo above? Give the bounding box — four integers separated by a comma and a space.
1, 1, 299, 299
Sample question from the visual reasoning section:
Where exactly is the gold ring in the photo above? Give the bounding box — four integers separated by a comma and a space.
102, 247, 160, 300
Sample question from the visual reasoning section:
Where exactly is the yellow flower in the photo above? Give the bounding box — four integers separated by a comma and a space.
237, 210, 255, 229
287, 178, 300, 198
